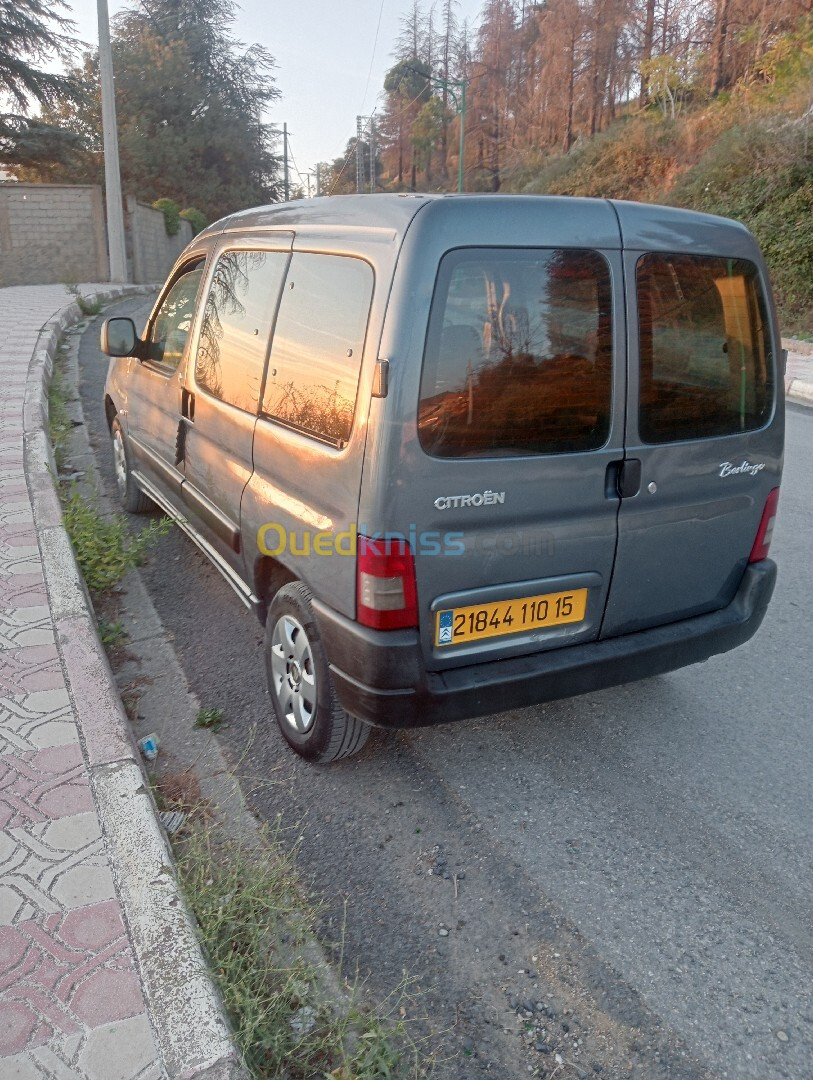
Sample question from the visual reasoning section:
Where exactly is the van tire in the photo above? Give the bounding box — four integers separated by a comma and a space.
265, 582, 371, 763
110, 416, 153, 514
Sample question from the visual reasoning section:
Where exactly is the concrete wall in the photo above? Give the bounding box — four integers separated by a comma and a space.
0, 184, 109, 287
127, 196, 194, 285
0, 184, 196, 288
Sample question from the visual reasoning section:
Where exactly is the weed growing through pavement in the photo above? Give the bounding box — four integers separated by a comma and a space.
61, 484, 170, 595
171, 816, 434, 1079
64, 282, 102, 317
48, 346, 170, 597
47, 356, 73, 473
195, 706, 225, 731
98, 620, 128, 649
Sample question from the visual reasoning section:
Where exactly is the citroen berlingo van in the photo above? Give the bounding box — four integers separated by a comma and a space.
101, 195, 782, 762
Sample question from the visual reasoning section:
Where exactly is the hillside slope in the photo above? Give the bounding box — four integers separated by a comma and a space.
504, 43, 813, 334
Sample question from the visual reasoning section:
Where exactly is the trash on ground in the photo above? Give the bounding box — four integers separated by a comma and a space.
138, 733, 159, 761
157, 809, 187, 835
290, 1006, 316, 1035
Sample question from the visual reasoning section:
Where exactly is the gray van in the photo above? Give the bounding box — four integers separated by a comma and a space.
101, 195, 782, 762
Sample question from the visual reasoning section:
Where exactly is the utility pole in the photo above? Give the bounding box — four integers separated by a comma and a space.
356, 115, 365, 194
369, 117, 376, 193
283, 123, 289, 202
97, 0, 127, 282
316, 163, 321, 197
457, 80, 467, 194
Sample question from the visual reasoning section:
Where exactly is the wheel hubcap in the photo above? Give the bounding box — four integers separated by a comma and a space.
270, 615, 317, 733
112, 430, 127, 495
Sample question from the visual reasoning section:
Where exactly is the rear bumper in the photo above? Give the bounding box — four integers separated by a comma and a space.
312, 560, 777, 729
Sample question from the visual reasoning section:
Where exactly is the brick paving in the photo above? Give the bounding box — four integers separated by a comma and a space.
0, 286, 162, 1078
0, 286, 242, 1080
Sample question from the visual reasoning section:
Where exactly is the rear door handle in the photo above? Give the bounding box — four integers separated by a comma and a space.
181, 388, 195, 421
618, 458, 642, 499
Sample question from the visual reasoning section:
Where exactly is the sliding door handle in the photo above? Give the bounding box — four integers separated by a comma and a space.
181, 388, 195, 421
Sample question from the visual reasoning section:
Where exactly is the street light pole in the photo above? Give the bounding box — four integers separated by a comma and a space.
283, 123, 289, 202
97, 0, 127, 281
457, 80, 466, 195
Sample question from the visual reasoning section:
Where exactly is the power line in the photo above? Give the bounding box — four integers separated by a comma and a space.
360, 0, 386, 113
287, 139, 308, 191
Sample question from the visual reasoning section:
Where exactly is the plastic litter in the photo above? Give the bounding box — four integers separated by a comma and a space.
157, 810, 187, 835
137, 733, 159, 761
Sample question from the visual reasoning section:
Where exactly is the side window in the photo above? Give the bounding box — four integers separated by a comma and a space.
418, 248, 613, 458
195, 249, 289, 413
261, 254, 373, 447
149, 259, 205, 369
637, 253, 774, 443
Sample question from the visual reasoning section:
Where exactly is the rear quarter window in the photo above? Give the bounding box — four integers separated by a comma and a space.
637, 253, 774, 443
261, 253, 373, 447
418, 248, 613, 458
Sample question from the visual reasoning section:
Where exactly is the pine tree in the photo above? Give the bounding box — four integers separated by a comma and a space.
0, 0, 77, 112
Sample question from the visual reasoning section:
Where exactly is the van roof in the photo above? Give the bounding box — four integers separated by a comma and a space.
196, 193, 756, 259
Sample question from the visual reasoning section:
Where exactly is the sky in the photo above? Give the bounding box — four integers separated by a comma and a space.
66, 0, 484, 188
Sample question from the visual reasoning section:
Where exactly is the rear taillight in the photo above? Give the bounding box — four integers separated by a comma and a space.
357, 536, 418, 630
749, 488, 780, 563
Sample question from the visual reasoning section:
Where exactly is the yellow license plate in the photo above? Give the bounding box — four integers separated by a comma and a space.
435, 588, 588, 647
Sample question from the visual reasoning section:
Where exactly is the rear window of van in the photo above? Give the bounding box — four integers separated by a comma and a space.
637, 254, 774, 443
418, 248, 613, 458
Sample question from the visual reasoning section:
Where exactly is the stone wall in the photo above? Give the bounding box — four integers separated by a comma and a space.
126, 196, 194, 284
0, 184, 109, 287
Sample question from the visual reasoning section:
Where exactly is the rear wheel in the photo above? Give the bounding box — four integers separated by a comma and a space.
265, 582, 370, 762
110, 416, 153, 513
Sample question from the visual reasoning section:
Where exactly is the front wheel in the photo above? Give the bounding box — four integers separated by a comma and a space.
110, 416, 153, 513
265, 582, 371, 763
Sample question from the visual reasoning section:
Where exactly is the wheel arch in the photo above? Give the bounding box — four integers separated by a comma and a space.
104, 394, 118, 431
253, 555, 298, 624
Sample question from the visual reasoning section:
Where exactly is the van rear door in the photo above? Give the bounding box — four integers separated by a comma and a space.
600, 206, 783, 638
372, 197, 627, 671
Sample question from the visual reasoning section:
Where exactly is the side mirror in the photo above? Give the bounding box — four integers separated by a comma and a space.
100, 317, 138, 357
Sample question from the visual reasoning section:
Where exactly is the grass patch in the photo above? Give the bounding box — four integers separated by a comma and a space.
64, 282, 103, 316
48, 356, 73, 472
98, 619, 128, 649
195, 706, 225, 731
61, 484, 171, 595
173, 820, 431, 1079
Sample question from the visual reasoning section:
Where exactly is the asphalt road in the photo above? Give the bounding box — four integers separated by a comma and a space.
80, 299, 812, 1080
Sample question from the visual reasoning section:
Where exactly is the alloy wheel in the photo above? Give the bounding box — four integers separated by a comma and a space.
269, 614, 317, 733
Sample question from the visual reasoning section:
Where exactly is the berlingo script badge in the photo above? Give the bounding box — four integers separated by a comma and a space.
719, 460, 766, 477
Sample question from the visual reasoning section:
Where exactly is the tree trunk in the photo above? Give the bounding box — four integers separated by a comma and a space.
639, 0, 656, 106
710, 0, 731, 95
564, 30, 576, 152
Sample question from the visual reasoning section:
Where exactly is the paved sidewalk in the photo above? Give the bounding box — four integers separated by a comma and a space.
0, 286, 244, 1079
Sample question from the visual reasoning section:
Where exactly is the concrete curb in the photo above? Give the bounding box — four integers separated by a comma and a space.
782, 336, 813, 357
23, 287, 247, 1079
781, 338, 813, 407
785, 379, 813, 406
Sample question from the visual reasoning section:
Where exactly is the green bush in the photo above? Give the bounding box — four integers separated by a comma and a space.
671, 121, 813, 331
180, 207, 207, 235
152, 197, 181, 236
62, 485, 170, 594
